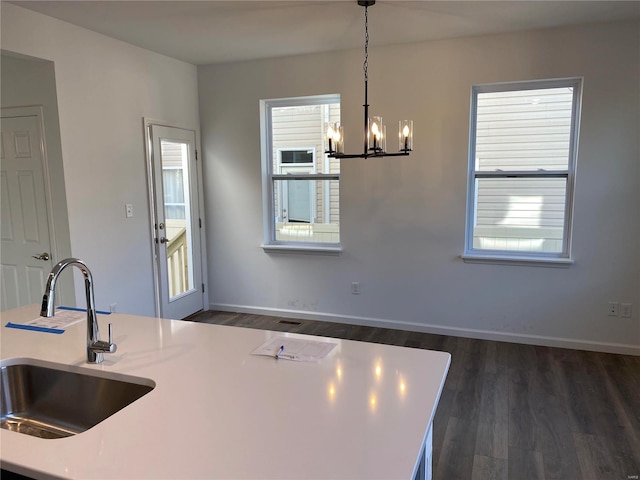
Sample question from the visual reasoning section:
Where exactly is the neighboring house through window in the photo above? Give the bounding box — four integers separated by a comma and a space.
464, 78, 582, 264
261, 95, 341, 251
161, 140, 189, 222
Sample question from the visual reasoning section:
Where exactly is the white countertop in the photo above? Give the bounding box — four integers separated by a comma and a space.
0, 305, 450, 479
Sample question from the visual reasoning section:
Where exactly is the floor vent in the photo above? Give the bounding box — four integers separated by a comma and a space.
278, 320, 303, 326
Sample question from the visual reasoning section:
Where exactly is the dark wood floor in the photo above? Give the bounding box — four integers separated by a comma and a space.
186, 310, 640, 480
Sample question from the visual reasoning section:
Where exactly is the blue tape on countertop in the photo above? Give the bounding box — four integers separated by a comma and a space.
57, 306, 111, 315
5, 322, 65, 334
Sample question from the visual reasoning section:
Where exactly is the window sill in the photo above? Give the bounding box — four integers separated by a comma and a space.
461, 253, 573, 268
261, 244, 342, 256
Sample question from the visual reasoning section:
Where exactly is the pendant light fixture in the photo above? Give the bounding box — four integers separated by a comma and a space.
325, 0, 413, 159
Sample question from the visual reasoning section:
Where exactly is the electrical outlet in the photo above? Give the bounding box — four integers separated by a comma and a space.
109, 303, 117, 313
125, 204, 134, 218
351, 282, 360, 295
608, 302, 619, 316
620, 303, 632, 318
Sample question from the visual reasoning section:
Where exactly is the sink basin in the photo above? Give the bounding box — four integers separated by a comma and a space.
0, 359, 154, 439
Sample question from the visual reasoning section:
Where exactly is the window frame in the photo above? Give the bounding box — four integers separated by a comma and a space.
463, 77, 583, 266
260, 94, 342, 254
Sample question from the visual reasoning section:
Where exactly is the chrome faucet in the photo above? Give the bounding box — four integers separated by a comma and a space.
40, 258, 117, 364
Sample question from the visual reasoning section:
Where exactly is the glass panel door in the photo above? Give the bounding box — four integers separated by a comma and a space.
149, 125, 203, 319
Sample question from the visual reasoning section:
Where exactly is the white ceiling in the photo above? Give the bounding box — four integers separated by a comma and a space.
8, 1, 640, 65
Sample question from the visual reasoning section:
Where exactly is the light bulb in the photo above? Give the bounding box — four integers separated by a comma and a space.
327, 125, 335, 137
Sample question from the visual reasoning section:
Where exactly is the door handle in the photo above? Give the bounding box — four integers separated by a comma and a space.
32, 252, 50, 261
159, 237, 169, 244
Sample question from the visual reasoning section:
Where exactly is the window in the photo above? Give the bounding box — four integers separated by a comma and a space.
281, 150, 314, 164
261, 95, 341, 251
161, 140, 189, 220
464, 78, 582, 264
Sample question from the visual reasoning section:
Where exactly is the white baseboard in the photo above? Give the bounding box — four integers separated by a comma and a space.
210, 303, 640, 356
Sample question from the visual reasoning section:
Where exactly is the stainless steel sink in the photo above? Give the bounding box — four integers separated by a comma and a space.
0, 359, 154, 439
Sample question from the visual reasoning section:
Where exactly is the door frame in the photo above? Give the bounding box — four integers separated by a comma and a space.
143, 118, 208, 318
1, 105, 75, 307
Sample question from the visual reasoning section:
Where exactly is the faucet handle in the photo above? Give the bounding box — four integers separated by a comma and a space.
90, 323, 117, 354
105, 323, 117, 353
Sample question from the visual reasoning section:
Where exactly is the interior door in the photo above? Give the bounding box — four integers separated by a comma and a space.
0, 109, 53, 311
149, 125, 203, 319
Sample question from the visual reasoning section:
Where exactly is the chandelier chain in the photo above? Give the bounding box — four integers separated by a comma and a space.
363, 5, 369, 82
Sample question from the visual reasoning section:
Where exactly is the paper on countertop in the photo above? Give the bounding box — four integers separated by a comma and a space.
5, 306, 111, 334
24, 308, 86, 329
252, 336, 337, 362
5, 308, 86, 334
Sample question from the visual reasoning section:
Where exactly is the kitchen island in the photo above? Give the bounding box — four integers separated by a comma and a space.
1, 305, 450, 479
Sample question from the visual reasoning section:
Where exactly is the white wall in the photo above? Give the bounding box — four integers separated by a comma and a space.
1, 3, 200, 316
198, 20, 640, 354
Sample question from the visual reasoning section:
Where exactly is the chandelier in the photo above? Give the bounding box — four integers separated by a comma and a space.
325, 0, 413, 159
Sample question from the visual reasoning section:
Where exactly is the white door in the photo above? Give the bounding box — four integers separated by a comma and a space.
148, 124, 203, 319
278, 149, 315, 223
0, 109, 53, 311
285, 179, 312, 223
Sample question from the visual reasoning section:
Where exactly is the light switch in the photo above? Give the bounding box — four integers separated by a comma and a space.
125, 204, 134, 218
